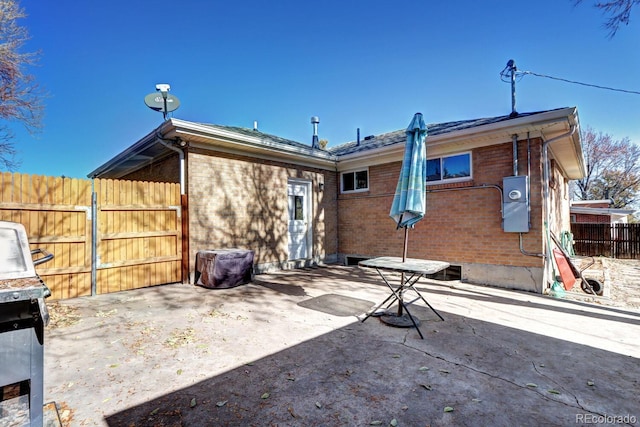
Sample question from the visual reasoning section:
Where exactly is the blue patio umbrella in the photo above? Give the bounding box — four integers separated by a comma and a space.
384, 112, 427, 323
390, 112, 428, 260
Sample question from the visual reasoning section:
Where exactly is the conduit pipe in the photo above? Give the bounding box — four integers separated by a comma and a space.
156, 132, 186, 195
519, 233, 544, 257
427, 184, 504, 219
512, 134, 519, 176
519, 131, 543, 257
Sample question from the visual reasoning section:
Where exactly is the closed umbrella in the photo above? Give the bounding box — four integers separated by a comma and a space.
386, 112, 428, 323
390, 112, 428, 257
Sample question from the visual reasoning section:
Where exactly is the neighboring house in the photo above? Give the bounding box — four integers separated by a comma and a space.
570, 199, 635, 224
89, 107, 585, 293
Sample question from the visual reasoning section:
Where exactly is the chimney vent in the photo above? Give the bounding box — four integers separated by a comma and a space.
311, 116, 320, 148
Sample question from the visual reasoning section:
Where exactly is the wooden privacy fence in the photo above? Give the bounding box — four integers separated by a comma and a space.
0, 172, 182, 299
572, 222, 640, 259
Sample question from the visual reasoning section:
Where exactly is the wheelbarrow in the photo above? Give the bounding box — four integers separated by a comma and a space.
551, 232, 603, 296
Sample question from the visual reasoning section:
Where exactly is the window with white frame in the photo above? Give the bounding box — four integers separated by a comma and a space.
341, 169, 369, 193
426, 152, 472, 184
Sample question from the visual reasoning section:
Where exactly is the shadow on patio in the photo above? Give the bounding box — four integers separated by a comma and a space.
43, 266, 639, 427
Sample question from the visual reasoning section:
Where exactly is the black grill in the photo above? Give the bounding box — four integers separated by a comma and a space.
0, 221, 53, 426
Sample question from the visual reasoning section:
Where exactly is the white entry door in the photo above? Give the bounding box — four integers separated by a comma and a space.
287, 180, 311, 260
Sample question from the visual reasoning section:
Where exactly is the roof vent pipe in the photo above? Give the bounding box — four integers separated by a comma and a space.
357, 128, 360, 146
253, 120, 258, 131
311, 116, 320, 149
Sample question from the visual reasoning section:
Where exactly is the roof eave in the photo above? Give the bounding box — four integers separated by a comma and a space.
87, 121, 171, 179
337, 107, 583, 172
89, 119, 337, 178
165, 119, 336, 169
570, 207, 636, 215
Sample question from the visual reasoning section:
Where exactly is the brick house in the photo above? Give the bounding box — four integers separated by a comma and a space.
89, 107, 585, 293
570, 199, 635, 224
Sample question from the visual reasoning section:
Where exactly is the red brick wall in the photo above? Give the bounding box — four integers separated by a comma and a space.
573, 213, 610, 224
338, 138, 546, 269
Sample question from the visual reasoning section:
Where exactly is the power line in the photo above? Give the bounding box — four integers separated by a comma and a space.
505, 68, 640, 95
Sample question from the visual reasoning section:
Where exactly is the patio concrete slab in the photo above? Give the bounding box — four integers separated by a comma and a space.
39, 265, 640, 426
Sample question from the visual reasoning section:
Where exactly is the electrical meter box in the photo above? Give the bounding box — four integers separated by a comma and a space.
503, 175, 530, 232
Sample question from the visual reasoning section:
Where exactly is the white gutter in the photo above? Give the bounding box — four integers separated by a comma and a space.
570, 207, 636, 215
337, 107, 578, 165
169, 119, 336, 163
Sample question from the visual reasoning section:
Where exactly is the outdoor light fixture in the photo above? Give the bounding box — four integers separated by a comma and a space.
319, 182, 325, 191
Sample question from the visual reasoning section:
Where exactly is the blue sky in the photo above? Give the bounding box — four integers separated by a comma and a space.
9, 0, 640, 178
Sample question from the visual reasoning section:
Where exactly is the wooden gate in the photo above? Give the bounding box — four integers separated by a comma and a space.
0, 172, 182, 299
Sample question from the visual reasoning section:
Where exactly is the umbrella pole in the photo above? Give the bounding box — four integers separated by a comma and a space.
402, 226, 409, 262
398, 226, 409, 316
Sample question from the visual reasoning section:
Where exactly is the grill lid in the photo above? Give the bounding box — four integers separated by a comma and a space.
0, 221, 51, 304
0, 221, 36, 279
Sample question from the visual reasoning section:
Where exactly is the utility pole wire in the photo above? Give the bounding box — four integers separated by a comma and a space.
517, 70, 640, 95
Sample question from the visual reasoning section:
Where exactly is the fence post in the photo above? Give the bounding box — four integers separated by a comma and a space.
91, 185, 97, 296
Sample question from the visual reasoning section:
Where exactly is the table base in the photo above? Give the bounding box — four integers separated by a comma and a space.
360, 258, 448, 339
380, 312, 421, 328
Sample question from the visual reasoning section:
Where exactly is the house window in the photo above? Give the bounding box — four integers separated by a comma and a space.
427, 152, 472, 184
341, 169, 369, 193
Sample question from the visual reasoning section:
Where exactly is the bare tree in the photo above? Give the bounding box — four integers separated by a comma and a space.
574, 126, 640, 208
575, 0, 640, 37
0, 0, 44, 169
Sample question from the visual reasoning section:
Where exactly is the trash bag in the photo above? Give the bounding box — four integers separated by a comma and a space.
549, 280, 566, 298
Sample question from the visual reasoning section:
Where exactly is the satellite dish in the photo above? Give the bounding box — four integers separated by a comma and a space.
144, 92, 180, 113
144, 84, 181, 120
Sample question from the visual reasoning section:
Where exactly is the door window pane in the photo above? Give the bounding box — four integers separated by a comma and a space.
294, 196, 304, 220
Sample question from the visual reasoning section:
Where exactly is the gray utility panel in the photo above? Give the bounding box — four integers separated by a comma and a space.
503, 175, 530, 233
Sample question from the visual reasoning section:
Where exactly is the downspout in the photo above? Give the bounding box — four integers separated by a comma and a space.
541, 125, 577, 284
156, 132, 185, 195
156, 132, 189, 284
527, 132, 531, 228
335, 162, 340, 263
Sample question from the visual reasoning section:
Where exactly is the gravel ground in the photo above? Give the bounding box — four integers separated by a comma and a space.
568, 257, 640, 310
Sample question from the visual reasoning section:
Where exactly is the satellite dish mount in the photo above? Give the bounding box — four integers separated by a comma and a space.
144, 83, 180, 120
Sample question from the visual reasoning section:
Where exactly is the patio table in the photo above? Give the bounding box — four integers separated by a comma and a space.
359, 256, 449, 339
